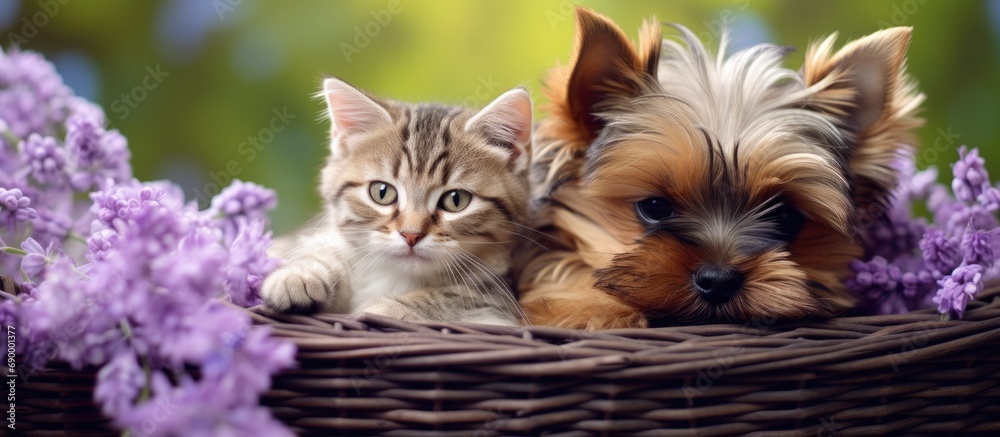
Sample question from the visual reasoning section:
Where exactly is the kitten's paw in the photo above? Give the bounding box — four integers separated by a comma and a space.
356, 297, 424, 322
261, 259, 339, 313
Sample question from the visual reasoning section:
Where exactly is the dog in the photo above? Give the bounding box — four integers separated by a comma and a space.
517, 7, 924, 330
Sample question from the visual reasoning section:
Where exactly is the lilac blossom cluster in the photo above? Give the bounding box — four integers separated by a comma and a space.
850, 146, 1000, 319
0, 47, 294, 436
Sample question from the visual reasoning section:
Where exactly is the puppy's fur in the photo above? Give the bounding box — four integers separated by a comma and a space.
518, 8, 924, 330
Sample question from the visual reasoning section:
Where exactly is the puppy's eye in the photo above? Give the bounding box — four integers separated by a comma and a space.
767, 203, 806, 241
369, 181, 397, 205
439, 189, 472, 212
635, 197, 674, 223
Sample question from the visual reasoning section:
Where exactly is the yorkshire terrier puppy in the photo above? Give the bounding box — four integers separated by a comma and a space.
518, 8, 924, 330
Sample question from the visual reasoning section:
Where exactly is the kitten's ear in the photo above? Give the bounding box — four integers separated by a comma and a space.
546, 7, 661, 142
465, 88, 533, 170
322, 77, 392, 156
802, 27, 925, 210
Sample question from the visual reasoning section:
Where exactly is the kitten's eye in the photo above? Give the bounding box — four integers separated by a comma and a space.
439, 190, 472, 212
369, 181, 397, 205
635, 197, 674, 224
766, 203, 806, 241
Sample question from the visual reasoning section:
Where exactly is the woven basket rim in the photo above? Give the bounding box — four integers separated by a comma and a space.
248, 282, 1000, 337
16, 282, 1000, 435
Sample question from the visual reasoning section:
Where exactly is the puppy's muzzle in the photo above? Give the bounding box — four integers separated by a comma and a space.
693, 265, 743, 305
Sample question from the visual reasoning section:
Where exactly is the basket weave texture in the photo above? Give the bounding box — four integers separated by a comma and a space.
15, 280, 1000, 436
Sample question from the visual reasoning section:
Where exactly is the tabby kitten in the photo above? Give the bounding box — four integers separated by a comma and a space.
261, 78, 532, 326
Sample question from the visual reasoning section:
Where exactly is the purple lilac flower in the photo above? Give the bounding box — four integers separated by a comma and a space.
90, 181, 179, 232
94, 351, 146, 419
919, 229, 962, 274
979, 185, 1000, 211
21, 258, 126, 369
110, 206, 190, 279
149, 233, 228, 303
0, 187, 38, 235
947, 204, 999, 236
20, 237, 55, 278
851, 146, 1000, 317
223, 219, 278, 307
65, 114, 131, 191
848, 255, 940, 315
201, 327, 297, 416
4, 47, 294, 435
900, 159, 939, 199
22, 133, 67, 186
962, 229, 997, 268
934, 264, 985, 319
0, 299, 17, 335
951, 146, 990, 203
113, 319, 294, 437
928, 184, 966, 227
86, 228, 119, 262
0, 48, 73, 138
30, 207, 74, 247
862, 204, 926, 260
149, 301, 243, 368
211, 179, 276, 240
119, 372, 294, 437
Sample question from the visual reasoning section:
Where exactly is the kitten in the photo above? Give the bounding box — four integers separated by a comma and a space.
518, 8, 924, 330
262, 78, 532, 326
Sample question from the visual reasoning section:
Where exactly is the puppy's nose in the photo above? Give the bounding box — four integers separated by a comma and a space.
693, 265, 743, 305
400, 232, 425, 247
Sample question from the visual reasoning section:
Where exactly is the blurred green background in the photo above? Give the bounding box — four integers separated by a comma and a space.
4, 0, 999, 233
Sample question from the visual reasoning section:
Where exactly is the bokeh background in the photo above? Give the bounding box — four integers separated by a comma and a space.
3, 0, 999, 233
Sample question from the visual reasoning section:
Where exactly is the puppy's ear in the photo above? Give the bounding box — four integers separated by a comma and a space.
546, 7, 661, 142
802, 27, 925, 210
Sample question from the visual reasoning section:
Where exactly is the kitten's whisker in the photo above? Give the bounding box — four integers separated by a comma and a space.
281, 241, 350, 261
351, 251, 387, 290
499, 219, 560, 240
491, 224, 549, 250
281, 239, 375, 262
442, 253, 471, 314
457, 249, 527, 321
309, 211, 333, 231
453, 249, 525, 321
444, 253, 475, 311
452, 239, 514, 245
327, 245, 382, 290
451, 254, 501, 318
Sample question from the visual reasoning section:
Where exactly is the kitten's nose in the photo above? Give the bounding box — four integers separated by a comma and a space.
400, 232, 425, 247
692, 265, 743, 305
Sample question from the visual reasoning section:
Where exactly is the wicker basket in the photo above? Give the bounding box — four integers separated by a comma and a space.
12, 275, 1000, 436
